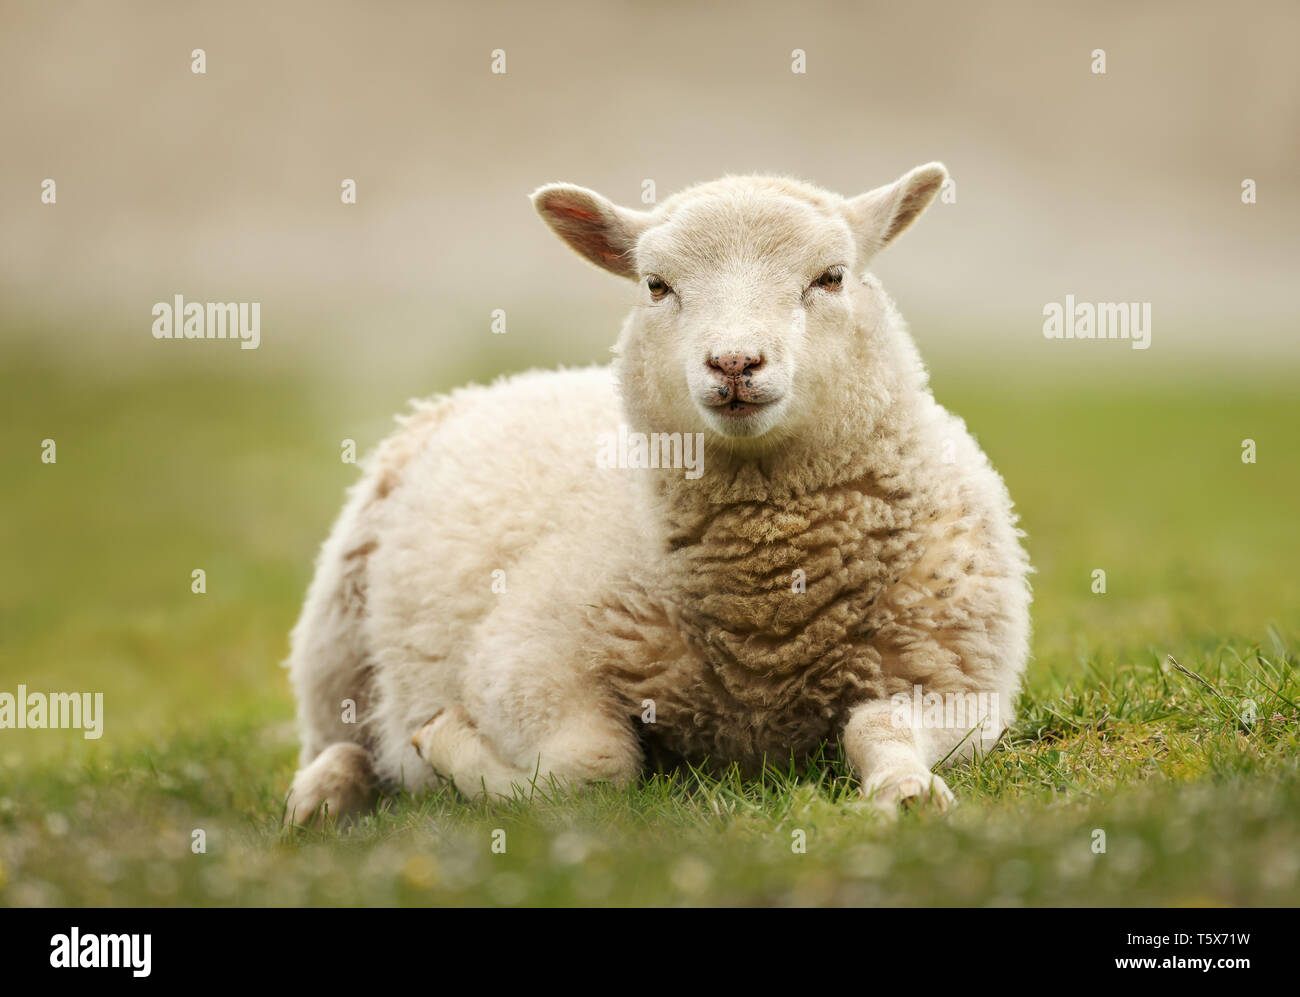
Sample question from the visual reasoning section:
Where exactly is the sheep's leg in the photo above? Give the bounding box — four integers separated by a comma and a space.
410, 703, 640, 800
408, 589, 645, 799
842, 700, 962, 813
286, 473, 384, 768
283, 503, 381, 827
410, 706, 534, 798
844, 497, 1027, 814
284, 742, 379, 826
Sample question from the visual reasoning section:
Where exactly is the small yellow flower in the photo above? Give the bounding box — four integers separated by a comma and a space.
401, 854, 439, 890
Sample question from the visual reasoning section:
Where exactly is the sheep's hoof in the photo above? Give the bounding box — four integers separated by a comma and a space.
409, 708, 447, 759
284, 742, 377, 828
866, 771, 955, 817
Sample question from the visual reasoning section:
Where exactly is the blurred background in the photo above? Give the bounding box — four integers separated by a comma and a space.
1, 0, 1298, 757
3, 0, 1298, 372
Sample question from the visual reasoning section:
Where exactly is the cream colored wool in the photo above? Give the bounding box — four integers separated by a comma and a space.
285, 165, 1031, 823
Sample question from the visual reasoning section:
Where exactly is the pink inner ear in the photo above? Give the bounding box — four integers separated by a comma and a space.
539, 190, 637, 277
551, 196, 599, 222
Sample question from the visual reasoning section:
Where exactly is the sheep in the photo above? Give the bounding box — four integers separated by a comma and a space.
284, 164, 1032, 824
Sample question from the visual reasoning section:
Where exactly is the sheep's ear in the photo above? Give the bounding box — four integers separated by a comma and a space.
531, 183, 652, 280
844, 162, 948, 264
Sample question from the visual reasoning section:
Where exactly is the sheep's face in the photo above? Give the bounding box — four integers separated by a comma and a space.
533, 166, 947, 451
630, 188, 855, 443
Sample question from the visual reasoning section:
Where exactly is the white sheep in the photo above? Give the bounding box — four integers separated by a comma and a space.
284, 164, 1032, 822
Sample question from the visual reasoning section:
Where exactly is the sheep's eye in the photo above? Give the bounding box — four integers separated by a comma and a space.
813, 266, 845, 291
646, 275, 673, 300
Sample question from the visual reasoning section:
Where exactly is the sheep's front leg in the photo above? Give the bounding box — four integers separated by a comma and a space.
842, 700, 959, 813
410, 582, 646, 801
410, 706, 536, 798
411, 703, 641, 801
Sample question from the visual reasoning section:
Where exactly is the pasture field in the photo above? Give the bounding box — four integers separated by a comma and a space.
2, 344, 1298, 906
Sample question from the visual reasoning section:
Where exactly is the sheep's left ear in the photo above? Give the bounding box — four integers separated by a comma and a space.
531, 183, 653, 280
845, 162, 948, 264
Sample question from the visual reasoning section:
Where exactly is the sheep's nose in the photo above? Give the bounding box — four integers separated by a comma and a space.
708, 351, 765, 377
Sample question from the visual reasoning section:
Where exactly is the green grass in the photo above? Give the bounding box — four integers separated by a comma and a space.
2, 345, 1298, 906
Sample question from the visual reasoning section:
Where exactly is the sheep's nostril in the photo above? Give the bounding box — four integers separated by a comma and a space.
708, 351, 765, 378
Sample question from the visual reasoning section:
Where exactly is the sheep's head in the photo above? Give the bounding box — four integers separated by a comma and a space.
532, 165, 946, 452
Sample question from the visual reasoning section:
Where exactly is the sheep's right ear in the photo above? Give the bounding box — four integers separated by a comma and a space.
531, 184, 652, 280
844, 162, 948, 265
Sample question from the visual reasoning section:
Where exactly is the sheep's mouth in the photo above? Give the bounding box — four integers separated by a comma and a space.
717, 400, 768, 419
696, 395, 788, 440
